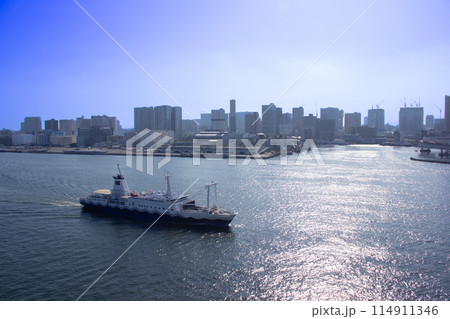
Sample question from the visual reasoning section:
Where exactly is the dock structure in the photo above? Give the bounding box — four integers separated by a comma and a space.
411, 137, 450, 164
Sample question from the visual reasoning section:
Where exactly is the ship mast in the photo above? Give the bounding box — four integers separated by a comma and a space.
205, 181, 218, 210
165, 172, 172, 196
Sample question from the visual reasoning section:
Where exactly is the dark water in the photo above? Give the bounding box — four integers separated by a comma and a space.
0, 145, 448, 300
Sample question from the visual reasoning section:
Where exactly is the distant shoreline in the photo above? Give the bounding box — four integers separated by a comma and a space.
0, 146, 278, 159
410, 156, 450, 164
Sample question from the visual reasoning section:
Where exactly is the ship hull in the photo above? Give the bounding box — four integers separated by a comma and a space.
81, 202, 234, 227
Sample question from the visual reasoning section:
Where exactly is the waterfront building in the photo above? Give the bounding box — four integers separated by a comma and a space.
134, 107, 155, 132
244, 112, 260, 135
399, 107, 423, 138
12, 134, 35, 145
302, 114, 317, 140
171, 106, 182, 140
134, 105, 182, 140
292, 107, 304, 136
194, 131, 229, 146
0, 130, 12, 146
276, 108, 282, 134
320, 107, 343, 134
316, 119, 335, 141
77, 126, 113, 147
279, 112, 292, 136
356, 126, 377, 143
44, 119, 59, 132
425, 115, 435, 129
50, 135, 76, 146
76, 117, 92, 135
368, 108, 385, 133
229, 100, 236, 133
235, 112, 248, 133
434, 119, 446, 131
200, 113, 211, 130
20, 117, 41, 134
182, 119, 199, 135
344, 112, 361, 135
211, 108, 227, 131
91, 115, 117, 135
261, 103, 278, 137
280, 112, 292, 125
446, 95, 450, 131
279, 124, 293, 136
59, 119, 76, 135
75, 115, 118, 146
154, 105, 172, 131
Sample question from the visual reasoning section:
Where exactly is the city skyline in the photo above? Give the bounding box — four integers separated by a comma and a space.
1, 0, 450, 130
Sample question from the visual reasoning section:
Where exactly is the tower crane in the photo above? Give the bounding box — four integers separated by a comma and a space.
434, 104, 442, 119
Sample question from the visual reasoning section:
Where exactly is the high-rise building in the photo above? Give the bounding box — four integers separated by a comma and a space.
92, 115, 117, 135
292, 107, 304, 136
320, 107, 343, 134
200, 113, 211, 130
276, 108, 282, 134
77, 126, 113, 147
76, 116, 92, 131
262, 103, 278, 137
280, 113, 292, 125
302, 114, 317, 139
368, 108, 385, 133
155, 105, 172, 131
134, 107, 155, 132
21, 117, 42, 134
182, 119, 199, 135
316, 119, 335, 141
211, 108, 227, 131
445, 95, 450, 131
425, 115, 435, 129
44, 119, 59, 131
171, 106, 182, 140
279, 112, 292, 136
134, 105, 182, 140
344, 112, 361, 135
434, 119, 446, 131
59, 119, 76, 135
399, 107, 423, 137
244, 112, 259, 134
235, 112, 248, 133
229, 100, 236, 133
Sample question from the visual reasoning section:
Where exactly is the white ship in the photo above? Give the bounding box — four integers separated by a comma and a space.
80, 166, 236, 227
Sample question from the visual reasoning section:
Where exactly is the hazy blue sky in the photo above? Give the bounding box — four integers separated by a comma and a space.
1, 0, 449, 129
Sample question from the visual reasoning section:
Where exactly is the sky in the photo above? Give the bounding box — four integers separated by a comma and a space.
1, 0, 449, 130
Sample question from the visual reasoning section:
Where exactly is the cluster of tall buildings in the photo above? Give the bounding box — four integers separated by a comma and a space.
13, 115, 122, 146
135, 96, 450, 141
5, 95, 449, 147
134, 105, 182, 140
185, 95, 450, 142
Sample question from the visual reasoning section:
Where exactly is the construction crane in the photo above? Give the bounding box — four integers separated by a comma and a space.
400, 98, 407, 107
411, 98, 421, 107
434, 104, 442, 119
376, 100, 383, 109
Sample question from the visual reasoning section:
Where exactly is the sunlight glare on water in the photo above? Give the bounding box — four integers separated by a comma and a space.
0, 145, 448, 300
